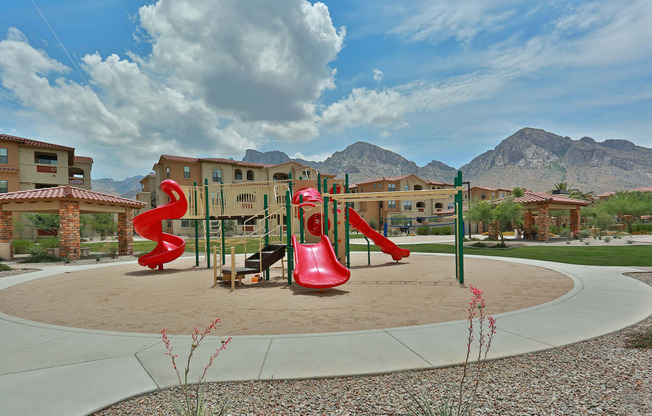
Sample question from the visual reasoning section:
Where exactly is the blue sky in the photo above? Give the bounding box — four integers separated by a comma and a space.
1, 0, 651, 179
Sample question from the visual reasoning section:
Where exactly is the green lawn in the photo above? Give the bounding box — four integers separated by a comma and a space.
84, 238, 651, 267
351, 243, 652, 267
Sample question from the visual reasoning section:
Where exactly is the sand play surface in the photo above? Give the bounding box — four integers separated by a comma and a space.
0, 253, 572, 335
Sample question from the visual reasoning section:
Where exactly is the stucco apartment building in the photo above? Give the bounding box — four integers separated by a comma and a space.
348, 174, 456, 231
137, 154, 335, 236
0, 134, 93, 238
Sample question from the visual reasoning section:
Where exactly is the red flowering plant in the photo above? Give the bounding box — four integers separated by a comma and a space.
406, 285, 497, 416
161, 319, 233, 416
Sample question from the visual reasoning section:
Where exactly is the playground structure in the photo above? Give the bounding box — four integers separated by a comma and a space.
147, 170, 467, 289
133, 180, 188, 270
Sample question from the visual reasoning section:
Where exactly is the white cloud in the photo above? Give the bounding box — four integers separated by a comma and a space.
137, 0, 344, 122
0, 1, 345, 177
373, 69, 383, 82
388, 0, 517, 45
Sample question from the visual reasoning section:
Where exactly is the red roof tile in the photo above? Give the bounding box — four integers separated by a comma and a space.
74, 156, 93, 163
513, 191, 591, 206
0, 186, 146, 208
200, 157, 271, 168
0, 133, 74, 152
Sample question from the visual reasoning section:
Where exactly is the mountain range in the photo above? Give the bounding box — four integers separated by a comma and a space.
94, 128, 652, 197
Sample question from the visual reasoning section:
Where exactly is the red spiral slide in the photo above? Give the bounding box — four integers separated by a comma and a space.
348, 207, 410, 261
133, 179, 188, 270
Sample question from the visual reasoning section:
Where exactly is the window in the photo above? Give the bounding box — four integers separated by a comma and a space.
416, 202, 426, 209
388, 200, 396, 209
0, 148, 7, 164
414, 185, 423, 191
0, 180, 7, 193
448, 203, 455, 209
388, 184, 396, 192
212, 168, 222, 183
403, 201, 412, 210
234, 169, 243, 180
404, 185, 409, 191
481, 193, 486, 200
273, 173, 288, 181
166, 167, 170, 178
35, 152, 57, 165
246, 170, 254, 181
181, 220, 190, 228
435, 202, 443, 211
183, 166, 190, 178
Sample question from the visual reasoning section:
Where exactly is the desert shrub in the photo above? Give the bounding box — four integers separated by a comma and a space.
440, 226, 453, 235
416, 226, 430, 235
631, 223, 652, 234
38, 237, 60, 248
604, 236, 612, 243
579, 229, 591, 239
21, 245, 61, 263
0, 263, 12, 271
108, 244, 118, 259
559, 229, 572, 239
13, 239, 35, 254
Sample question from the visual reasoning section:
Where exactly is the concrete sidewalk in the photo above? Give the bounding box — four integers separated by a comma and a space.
0, 256, 651, 416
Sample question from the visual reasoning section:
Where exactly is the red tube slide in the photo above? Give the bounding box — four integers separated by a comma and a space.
133, 179, 188, 270
292, 235, 351, 289
348, 207, 410, 261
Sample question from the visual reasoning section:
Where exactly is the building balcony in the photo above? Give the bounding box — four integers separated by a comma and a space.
68, 177, 90, 188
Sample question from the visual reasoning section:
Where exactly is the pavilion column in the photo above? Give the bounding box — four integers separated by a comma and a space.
487, 223, 498, 240
59, 201, 81, 260
537, 203, 550, 241
523, 211, 534, 237
0, 210, 14, 259
118, 208, 134, 255
570, 207, 581, 238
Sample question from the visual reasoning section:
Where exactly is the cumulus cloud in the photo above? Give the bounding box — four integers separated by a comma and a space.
0, 0, 345, 177
373, 69, 383, 82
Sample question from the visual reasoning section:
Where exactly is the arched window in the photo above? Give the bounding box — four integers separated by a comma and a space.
212, 169, 222, 183
246, 170, 254, 181
273, 173, 289, 181
414, 185, 423, 191
234, 169, 243, 180
435, 202, 444, 211
416, 202, 426, 208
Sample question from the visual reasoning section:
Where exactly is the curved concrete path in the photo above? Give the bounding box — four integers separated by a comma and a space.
0, 254, 651, 416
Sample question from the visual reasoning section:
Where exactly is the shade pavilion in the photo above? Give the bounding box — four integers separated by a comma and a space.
514, 191, 591, 240
0, 186, 146, 259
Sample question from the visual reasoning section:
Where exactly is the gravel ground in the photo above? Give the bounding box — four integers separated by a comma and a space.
94, 273, 651, 416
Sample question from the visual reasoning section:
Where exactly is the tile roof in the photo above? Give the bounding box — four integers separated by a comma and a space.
0, 186, 146, 208
160, 155, 272, 168
74, 156, 93, 163
513, 191, 591, 206
0, 133, 74, 152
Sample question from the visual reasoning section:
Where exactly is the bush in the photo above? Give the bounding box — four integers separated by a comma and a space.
440, 226, 453, 235
21, 245, 61, 263
416, 226, 430, 235
631, 223, 652, 234
604, 236, 612, 243
13, 239, 35, 254
38, 237, 60, 248
0, 263, 12, 272
579, 229, 591, 239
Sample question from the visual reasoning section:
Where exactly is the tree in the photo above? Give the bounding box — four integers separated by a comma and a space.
26, 213, 59, 231
512, 187, 525, 198
598, 191, 652, 233
91, 214, 116, 239
551, 182, 593, 201
466, 198, 523, 244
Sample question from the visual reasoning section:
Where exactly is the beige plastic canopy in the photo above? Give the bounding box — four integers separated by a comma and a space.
0, 186, 146, 259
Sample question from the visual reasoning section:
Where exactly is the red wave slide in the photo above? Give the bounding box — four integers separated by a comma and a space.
292, 235, 351, 289
348, 207, 410, 261
133, 179, 188, 270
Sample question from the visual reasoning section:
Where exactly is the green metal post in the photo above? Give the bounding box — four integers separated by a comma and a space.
288, 172, 293, 202
194, 181, 199, 267
299, 194, 305, 244
454, 171, 464, 284
323, 195, 329, 237
332, 184, 338, 261
345, 174, 350, 269
285, 190, 293, 285
204, 179, 210, 269
264, 194, 270, 280
317, 172, 321, 193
